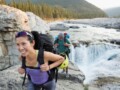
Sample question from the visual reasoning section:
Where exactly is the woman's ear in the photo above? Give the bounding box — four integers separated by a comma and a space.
31, 40, 35, 47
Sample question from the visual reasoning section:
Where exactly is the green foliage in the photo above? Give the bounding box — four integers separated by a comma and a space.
2, 0, 107, 19
0, 0, 6, 4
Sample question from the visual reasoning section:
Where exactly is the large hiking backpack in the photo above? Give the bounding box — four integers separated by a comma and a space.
31, 31, 54, 52
21, 31, 58, 87
54, 37, 71, 54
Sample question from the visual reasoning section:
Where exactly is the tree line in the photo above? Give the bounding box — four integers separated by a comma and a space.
0, 0, 107, 19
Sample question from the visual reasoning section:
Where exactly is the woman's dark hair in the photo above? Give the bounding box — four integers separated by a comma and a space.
15, 31, 34, 43
31, 31, 41, 49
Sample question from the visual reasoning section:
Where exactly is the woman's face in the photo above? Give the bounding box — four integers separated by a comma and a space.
16, 36, 34, 57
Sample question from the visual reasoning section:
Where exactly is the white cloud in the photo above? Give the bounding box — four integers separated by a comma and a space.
86, 0, 120, 9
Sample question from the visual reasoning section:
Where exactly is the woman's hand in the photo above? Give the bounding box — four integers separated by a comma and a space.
18, 67, 25, 74
64, 43, 68, 46
40, 63, 50, 71
54, 43, 59, 47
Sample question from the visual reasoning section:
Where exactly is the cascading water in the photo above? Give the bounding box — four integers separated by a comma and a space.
69, 43, 120, 89
50, 20, 120, 90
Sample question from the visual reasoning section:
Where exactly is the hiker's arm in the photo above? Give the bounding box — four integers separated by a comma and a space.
64, 43, 70, 47
64, 39, 71, 47
54, 41, 58, 47
54, 39, 59, 47
18, 67, 25, 74
18, 56, 25, 74
54, 43, 59, 47
40, 51, 64, 71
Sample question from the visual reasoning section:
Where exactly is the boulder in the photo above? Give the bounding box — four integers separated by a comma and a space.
0, 5, 30, 70
110, 39, 120, 45
0, 5, 50, 70
26, 12, 50, 33
0, 5, 30, 31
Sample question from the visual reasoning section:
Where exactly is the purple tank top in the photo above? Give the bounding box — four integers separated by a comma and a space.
26, 63, 49, 85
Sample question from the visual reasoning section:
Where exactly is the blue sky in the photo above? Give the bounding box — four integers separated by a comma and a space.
86, 0, 120, 9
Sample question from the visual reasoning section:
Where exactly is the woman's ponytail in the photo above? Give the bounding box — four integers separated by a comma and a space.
31, 31, 40, 50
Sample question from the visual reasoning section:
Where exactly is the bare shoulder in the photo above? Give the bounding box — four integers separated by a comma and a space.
44, 51, 63, 61
44, 51, 58, 57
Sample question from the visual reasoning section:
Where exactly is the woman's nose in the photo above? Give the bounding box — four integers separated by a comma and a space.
18, 45, 24, 51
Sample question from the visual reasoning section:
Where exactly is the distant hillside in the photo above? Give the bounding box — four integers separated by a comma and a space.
5, 0, 107, 18
104, 7, 120, 17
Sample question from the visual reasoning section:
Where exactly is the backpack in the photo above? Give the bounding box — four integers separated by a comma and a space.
21, 31, 58, 87
54, 37, 71, 54
32, 31, 54, 52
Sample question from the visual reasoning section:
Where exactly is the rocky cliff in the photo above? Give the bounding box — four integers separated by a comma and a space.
0, 5, 49, 70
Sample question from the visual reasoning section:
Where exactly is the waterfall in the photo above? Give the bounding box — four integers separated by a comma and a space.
69, 45, 75, 63
69, 43, 120, 85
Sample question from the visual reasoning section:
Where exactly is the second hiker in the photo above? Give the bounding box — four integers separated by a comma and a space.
54, 33, 71, 74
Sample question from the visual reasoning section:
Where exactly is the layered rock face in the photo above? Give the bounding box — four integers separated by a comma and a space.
0, 5, 49, 70
0, 5, 30, 70
26, 12, 50, 33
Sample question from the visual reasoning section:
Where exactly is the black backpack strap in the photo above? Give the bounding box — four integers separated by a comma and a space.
21, 57, 26, 69
38, 47, 44, 64
55, 68, 58, 82
64, 37, 66, 43
22, 71, 27, 86
21, 57, 27, 86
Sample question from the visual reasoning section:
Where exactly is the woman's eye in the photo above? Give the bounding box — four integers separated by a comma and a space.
22, 42, 26, 46
17, 43, 19, 46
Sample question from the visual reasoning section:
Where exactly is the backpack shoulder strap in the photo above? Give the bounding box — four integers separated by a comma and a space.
64, 37, 67, 42
21, 56, 26, 69
21, 57, 27, 86
54, 38, 59, 44
37, 47, 44, 65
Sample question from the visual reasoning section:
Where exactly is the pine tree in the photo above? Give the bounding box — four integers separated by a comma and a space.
0, 0, 6, 4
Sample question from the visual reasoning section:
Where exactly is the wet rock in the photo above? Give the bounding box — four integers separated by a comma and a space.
110, 39, 120, 45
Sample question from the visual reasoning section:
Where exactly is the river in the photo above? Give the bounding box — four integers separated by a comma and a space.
50, 22, 120, 90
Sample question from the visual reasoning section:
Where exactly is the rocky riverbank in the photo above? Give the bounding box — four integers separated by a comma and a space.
64, 18, 120, 29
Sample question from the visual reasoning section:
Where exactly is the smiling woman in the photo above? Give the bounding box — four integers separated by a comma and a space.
15, 30, 64, 90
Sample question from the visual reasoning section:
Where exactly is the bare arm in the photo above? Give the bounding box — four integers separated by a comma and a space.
18, 67, 25, 74
64, 43, 71, 47
18, 55, 25, 74
40, 51, 64, 71
64, 39, 71, 47
54, 43, 59, 47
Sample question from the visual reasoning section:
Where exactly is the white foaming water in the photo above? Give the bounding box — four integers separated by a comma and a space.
69, 45, 75, 63
69, 43, 120, 85
50, 21, 120, 89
